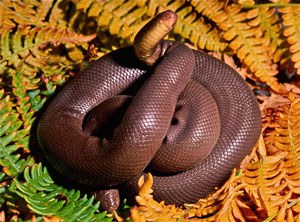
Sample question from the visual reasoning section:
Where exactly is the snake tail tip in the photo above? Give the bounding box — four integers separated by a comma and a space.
134, 10, 178, 66
160, 10, 177, 28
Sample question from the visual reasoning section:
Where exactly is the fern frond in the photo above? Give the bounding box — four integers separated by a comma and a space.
131, 173, 189, 222
48, 0, 70, 28
167, 1, 227, 52
72, 0, 227, 51
241, 136, 288, 216
0, 172, 8, 207
0, 26, 95, 77
235, 197, 268, 221
12, 67, 43, 149
0, 0, 71, 30
272, 93, 300, 195
214, 188, 245, 222
31, 0, 55, 27
189, 0, 225, 20
15, 163, 112, 222
0, 0, 29, 30
190, 169, 242, 220
0, 65, 39, 177
131, 170, 247, 221
257, 92, 300, 220
214, 4, 286, 93
0, 0, 53, 30
279, 6, 300, 75
0, 90, 33, 176
247, 6, 285, 63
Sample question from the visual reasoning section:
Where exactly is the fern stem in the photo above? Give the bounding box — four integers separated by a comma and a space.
243, 3, 300, 9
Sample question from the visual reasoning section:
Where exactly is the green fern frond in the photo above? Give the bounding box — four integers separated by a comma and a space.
214, 4, 286, 93
0, 172, 8, 207
15, 164, 112, 222
279, 6, 300, 75
12, 67, 42, 150
0, 90, 32, 177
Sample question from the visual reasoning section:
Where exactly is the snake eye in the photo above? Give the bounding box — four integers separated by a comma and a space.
171, 117, 179, 125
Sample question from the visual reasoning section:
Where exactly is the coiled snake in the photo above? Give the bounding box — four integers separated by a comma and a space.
37, 11, 261, 212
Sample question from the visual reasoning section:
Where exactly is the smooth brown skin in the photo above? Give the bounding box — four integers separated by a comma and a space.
37, 11, 261, 212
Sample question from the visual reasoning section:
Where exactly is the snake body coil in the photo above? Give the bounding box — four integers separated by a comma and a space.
37, 11, 261, 211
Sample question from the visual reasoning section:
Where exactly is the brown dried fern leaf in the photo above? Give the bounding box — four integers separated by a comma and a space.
213, 4, 286, 93
279, 6, 300, 75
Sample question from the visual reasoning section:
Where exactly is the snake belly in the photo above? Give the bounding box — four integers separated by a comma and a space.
37, 39, 261, 207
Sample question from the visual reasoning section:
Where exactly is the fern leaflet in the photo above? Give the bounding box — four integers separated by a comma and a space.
279, 6, 300, 75
0, 26, 96, 77
214, 4, 286, 93
0, 89, 34, 177
15, 163, 112, 222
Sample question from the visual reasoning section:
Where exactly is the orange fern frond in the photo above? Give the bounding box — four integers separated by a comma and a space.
165, 1, 227, 51
190, 169, 243, 220
48, 0, 70, 28
0, 0, 56, 30
279, 6, 300, 75
273, 93, 300, 195
270, 0, 291, 3
214, 188, 247, 222
259, 92, 300, 220
131, 173, 189, 222
241, 136, 288, 216
189, 0, 225, 20
214, 4, 286, 93
72, 0, 227, 51
247, 6, 285, 63
130, 169, 247, 221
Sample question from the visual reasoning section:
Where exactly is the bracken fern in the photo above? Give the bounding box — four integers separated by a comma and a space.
15, 164, 112, 222
1, 0, 300, 221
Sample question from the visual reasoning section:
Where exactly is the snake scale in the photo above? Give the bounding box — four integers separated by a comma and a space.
37, 11, 261, 212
